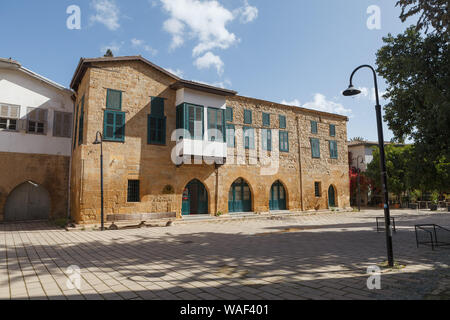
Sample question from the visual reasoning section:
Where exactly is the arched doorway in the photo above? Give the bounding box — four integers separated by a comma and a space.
4, 182, 51, 222
182, 180, 208, 215
328, 185, 337, 208
228, 178, 252, 213
270, 180, 287, 211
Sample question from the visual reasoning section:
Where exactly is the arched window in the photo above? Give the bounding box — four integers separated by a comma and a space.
182, 180, 208, 215
228, 178, 252, 213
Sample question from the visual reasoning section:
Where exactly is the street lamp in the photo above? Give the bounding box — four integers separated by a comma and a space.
354, 155, 364, 212
93, 131, 105, 231
343, 64, 394, 267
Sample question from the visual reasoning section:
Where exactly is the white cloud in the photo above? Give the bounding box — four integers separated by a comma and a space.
131, 38, 158, 56
281, 99, 301, 107
282, 94, 352, 117
236, 0, 258, 24
165, 68, 184, 78
90, 0, 121, 31
194, 51, 224, 75
100, 41, 123, 55
160, 0, 237, 56
191, 79, 232, 89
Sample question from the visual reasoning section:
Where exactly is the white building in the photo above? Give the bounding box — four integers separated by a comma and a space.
0, 58, 74, 222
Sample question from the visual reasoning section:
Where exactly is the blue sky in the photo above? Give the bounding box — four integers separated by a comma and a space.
1, 0, 416, 141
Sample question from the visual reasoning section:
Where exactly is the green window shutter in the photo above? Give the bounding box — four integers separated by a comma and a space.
148, 115, 166, 145
78, 96, 84, 145
279, 115, 286, 129
73, 102, 79, 150
311, 121, 318, 134
226, 107, 233, 122
104, 110, 125, 142
106, 89, 122, 110
311, 138, 320, 158
263, 113, 270, 127
151, 97, 165, 117
226, 124, 235, 148
244, 127, 254, 149
244, 110, 252, 124
330, 141, 338, 159
330, 124, 336, 137
280, 131, 289, 152
262, 129, 272, 151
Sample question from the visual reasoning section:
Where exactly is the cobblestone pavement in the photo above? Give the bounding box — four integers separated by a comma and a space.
0, 209, 449, 300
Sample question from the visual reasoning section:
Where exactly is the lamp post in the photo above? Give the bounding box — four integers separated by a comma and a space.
93, 131, 105, 231
355, 155, 364, 212
343, 64, 394, 267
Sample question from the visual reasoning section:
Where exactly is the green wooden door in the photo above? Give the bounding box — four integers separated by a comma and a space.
270, 181, 287, 211
229, 179, 252, 213
328, 185, 336, 208
183, 180, 208, 215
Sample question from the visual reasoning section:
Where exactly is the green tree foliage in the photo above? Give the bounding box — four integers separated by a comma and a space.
396, 0, 449, 36
376, 27, 449, 175
104, 49, 114, 57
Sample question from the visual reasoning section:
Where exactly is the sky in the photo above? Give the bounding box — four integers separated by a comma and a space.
0, 0, 418, 142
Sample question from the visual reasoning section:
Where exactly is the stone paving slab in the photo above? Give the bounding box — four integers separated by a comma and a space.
0, 210, 449, 300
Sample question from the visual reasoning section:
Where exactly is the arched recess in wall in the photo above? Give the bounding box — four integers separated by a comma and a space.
4, 181, 51, 222
181, 179, 209, 216
228, 178, 253, 213
328, 185, 338, 208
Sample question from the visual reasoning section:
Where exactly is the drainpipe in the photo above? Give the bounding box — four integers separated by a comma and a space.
67, 93, 77, 221
296, 116, 304, 211
214, 164, 219, 215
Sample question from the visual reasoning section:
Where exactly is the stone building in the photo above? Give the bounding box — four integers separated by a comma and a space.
0, 58, 74, 222
69, 56, 350, 224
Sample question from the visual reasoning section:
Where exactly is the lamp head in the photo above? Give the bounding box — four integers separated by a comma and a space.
93, 132, 103, 145
343, 85, 361, 97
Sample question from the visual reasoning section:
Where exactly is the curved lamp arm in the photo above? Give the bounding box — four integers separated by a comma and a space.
349, 64, 381, 106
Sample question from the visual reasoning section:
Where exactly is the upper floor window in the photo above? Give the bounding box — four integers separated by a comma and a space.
104, 110, 125, 142
226, 124, 235, 148
315, 182, 321, 197
244, 109, 252, 125
53, 111, 73, 138
279, 115, 286, 129
243, 126, 255, 149
279, 131, 289, 152
330, 124, 336, 137
148, 97, 166, 145
329, 141, 338, 159
226, 107, 234, 122
0, 104, 20, 131
207, 107, 225, 142
106, 89, 122, 110
176, 103, 204, 140
311, 121, 318, 134
311, 138, 321, 158
27, 107, 48, 135
262, 129, 272, 151
262, 113, 271, 127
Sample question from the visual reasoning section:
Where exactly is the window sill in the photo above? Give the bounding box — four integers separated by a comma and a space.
148, 143, 167, 146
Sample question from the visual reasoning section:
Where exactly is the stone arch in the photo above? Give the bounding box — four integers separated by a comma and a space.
269, 180, 289, 211
328, 184, 338, 208
4, 181, 51, 222
228, 177, 254, 213
181, 179, 209, 215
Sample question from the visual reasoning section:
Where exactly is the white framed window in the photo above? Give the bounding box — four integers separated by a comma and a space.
27, 107, 48, 135
53, 111, 73, 138
0, 103, 20, 131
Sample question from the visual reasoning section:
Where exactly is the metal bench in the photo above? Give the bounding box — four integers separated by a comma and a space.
415, 224, 450, 250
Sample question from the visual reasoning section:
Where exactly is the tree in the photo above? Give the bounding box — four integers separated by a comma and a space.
396, 0, 449, 36
104, 49, 114, 57
376, 27, 450, 164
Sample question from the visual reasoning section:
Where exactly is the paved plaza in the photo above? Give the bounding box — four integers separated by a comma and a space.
0, 209, 449, 300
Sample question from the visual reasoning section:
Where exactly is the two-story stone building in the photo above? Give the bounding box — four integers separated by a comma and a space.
69, 56, 350, 224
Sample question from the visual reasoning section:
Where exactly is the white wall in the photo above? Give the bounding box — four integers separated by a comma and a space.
0, 68, 73, 156
176, 88, 226, 110
349, 144, 376, 172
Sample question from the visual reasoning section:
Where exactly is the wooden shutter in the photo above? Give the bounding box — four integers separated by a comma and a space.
53, 111, 63, 137
311, 121, 318, 134
244, 110, 252, 124
0, 105, 9, 118
279, 115, 286, 129
63, 113, 73, 138
226, 107, 233, 122
330, 141, 338, 159
151, 97, 165, 117
263, 113, 270, 127
311, 138, 320, 158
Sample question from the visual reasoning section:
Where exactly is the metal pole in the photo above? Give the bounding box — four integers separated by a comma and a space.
357, 169, 361, 212
349, 65, 394, 267
100, 137, 105, 231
